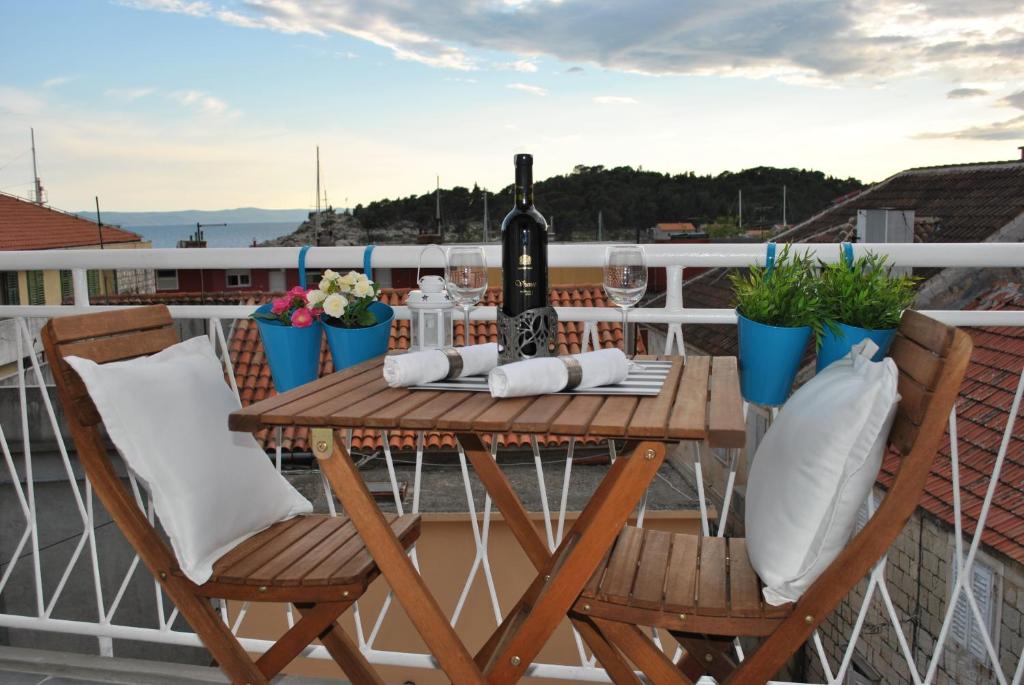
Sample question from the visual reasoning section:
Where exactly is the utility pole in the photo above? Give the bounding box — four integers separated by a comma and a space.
738, 189, 743, 229
313, 146, 321, 246
483, 191, 489, 242
598, 210, 603, 241
30, 128, 43, 204
435, 175, 442, 241
95, 197, 105, 249
783, 185, 787, 227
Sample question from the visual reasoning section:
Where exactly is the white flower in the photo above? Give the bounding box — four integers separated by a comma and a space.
318, 277, 334, 292
338, 279, 352, 294
322, 293, 348, 318
306, 289, 327, 305
322, 268, 340, 282
352, 279, 373, 298
340, 271, 359, 286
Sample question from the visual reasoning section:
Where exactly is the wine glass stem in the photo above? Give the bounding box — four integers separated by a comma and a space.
621, 306, 632, 357
463, 305, 472, 345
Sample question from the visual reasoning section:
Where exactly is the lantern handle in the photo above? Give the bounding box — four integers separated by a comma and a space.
416, 243, 447, 286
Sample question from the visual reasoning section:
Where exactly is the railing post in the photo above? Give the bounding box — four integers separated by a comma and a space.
72, 269, 90, 307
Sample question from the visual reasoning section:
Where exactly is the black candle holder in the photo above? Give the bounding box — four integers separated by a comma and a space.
497, 306, 558, 365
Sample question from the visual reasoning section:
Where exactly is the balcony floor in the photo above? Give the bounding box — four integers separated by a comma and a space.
0, 646, 345, 685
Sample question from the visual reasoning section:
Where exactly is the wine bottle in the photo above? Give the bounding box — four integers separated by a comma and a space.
500, 153, 550, 358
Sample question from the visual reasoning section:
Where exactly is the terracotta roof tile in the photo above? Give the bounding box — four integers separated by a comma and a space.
230, 285, 643, 453
0, 192, 142, 250
877, 281, 1024, 565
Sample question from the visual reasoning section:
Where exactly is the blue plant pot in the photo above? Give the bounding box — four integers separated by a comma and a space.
322, 302, 395, 372
253, 303, 323, 393
816, 321, 897, 372
737, 313, 812, 406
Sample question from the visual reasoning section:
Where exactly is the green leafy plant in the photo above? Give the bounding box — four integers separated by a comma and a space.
730, 245, 822, 338
817, 250, 918, 331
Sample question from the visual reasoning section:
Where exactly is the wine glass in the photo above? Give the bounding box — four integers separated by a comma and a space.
603, 245, 648, 357
446, 246, 488, 345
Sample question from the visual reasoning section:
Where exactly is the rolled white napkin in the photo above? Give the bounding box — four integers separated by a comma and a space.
488, 348, 630, 398
383, 343, 498, 387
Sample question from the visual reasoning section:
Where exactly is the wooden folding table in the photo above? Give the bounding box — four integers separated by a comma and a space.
229, 354, 745, 684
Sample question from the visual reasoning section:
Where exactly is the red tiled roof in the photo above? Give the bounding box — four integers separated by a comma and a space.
682, 160, 1024, 356
878, 282, 1024, 565
0, 192, 143, 250
229, 285, 643, 453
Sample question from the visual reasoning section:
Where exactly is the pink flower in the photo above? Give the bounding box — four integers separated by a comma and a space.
290, 307, 314, 328
270, 297, 290, 315
288, 285, 307, 299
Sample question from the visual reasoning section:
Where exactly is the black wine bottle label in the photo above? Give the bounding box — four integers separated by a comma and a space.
501, 154, 548, 317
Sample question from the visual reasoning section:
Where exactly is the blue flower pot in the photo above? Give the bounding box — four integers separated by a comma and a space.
322, 302, 394, 372
737, 313, 812, 406
816, 321, 897, 372
253, 303, 323, 393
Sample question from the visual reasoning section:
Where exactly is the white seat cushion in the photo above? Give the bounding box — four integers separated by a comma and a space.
66, 336, 312, 585
744, 341, 899, 605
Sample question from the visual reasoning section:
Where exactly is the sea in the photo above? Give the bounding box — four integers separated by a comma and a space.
126, 221, 301, 249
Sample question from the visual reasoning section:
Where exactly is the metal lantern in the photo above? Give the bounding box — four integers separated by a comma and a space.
407, 274, 454, 350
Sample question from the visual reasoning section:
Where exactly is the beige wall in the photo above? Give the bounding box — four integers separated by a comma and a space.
239, 512, 703, 684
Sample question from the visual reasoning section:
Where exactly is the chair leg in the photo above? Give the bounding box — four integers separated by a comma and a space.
571, 616, 643, 685
165, 583, 269, 685
591, 618, 693, 685
313, 618, 386, 685
672, 634, 737, 683
255, 602, 350, 679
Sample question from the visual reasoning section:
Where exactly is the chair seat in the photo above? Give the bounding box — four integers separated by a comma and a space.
573, 525, 793, 637
176, 513, 421, 602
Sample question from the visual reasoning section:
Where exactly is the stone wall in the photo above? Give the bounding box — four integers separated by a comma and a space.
807, 502, 1024, 684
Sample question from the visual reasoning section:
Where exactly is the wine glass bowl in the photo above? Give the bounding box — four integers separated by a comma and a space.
603, 246, 648, 356
446, 247, 488, 345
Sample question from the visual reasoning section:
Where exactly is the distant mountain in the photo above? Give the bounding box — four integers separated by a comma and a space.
74, 207, 314, 227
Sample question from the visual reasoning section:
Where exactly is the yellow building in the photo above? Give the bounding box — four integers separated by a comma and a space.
0, 192, 150, 305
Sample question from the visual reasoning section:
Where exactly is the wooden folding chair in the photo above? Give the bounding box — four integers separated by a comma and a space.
569, 310, 972, 684
42, 305, 419, 685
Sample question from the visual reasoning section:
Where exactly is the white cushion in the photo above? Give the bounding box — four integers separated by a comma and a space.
744, 341, 899, 605
65, 336, 312, 585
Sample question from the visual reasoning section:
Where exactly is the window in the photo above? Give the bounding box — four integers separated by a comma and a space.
0, 272, 19, 305
60, 270, 72, 302
26, 270, 45, 305
156, 269, 179, 291
950, 552, 1001, 664
226, 269, 252, 288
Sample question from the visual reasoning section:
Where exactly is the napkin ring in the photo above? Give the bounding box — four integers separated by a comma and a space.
441, 348, 464, 379
561, 356, 583, 390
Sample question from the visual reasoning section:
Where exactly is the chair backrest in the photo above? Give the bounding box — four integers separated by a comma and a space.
801, 309, 972, 608
42, 305, 189, 581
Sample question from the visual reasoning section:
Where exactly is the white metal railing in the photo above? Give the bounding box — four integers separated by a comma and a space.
0, 242, 1022, 684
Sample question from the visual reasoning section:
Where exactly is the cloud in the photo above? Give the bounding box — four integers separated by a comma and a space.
168, 89, 234, 116
118, 0, 1024, 84
915, 114, 1024, 140
0, 87, 45, 115
946, 87, 988, 98
106, 87, 156, 101
1001, 90, 1024, 110
593, 95, 637, 105
506, 83, 547, 96
565, 66, 584, 74
496, 59, 538, 73
43, 76, 72, 88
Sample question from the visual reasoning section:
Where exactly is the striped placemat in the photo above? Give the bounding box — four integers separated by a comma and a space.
412, 360, 672, 396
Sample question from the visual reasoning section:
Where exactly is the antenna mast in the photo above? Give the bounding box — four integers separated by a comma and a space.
313, 146, 321, 245
782, 185, 787, 227
483, 191, 489, 242
435, 175, 442, 240
30, 128, 43, 204
738, 189, 743, 229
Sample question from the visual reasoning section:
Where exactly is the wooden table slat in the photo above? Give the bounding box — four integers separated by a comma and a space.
400, 392, 477, 429
630, 529, 672, 610
697, 537, 728, 616
510, 394, 574, 433
549, 395, 606, 435
663, 533, 699, 613
472, 397, 534, 432
708, 357, 746, 448
667, 356, 711, 440
364, 390, 444, 428
727, 538, 763, 618
627, 358, 684, 437
588, 396, 639, 436
258, 366, 386, 426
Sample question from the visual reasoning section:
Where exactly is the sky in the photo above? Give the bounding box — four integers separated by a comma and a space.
0, 0, 1022, 211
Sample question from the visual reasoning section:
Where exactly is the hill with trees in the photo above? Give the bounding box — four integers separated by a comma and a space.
352, 165, 865, 242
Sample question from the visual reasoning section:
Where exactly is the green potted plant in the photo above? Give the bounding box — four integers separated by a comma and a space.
816, 249, 917, 371
730, 245, 821, 405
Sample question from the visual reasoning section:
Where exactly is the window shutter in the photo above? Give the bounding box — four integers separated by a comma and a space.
26, 271, 45, 305
951, 555, 998, 664
0, 272, 19, 305
60, 270, 72, 302
87, 270, 100, 296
